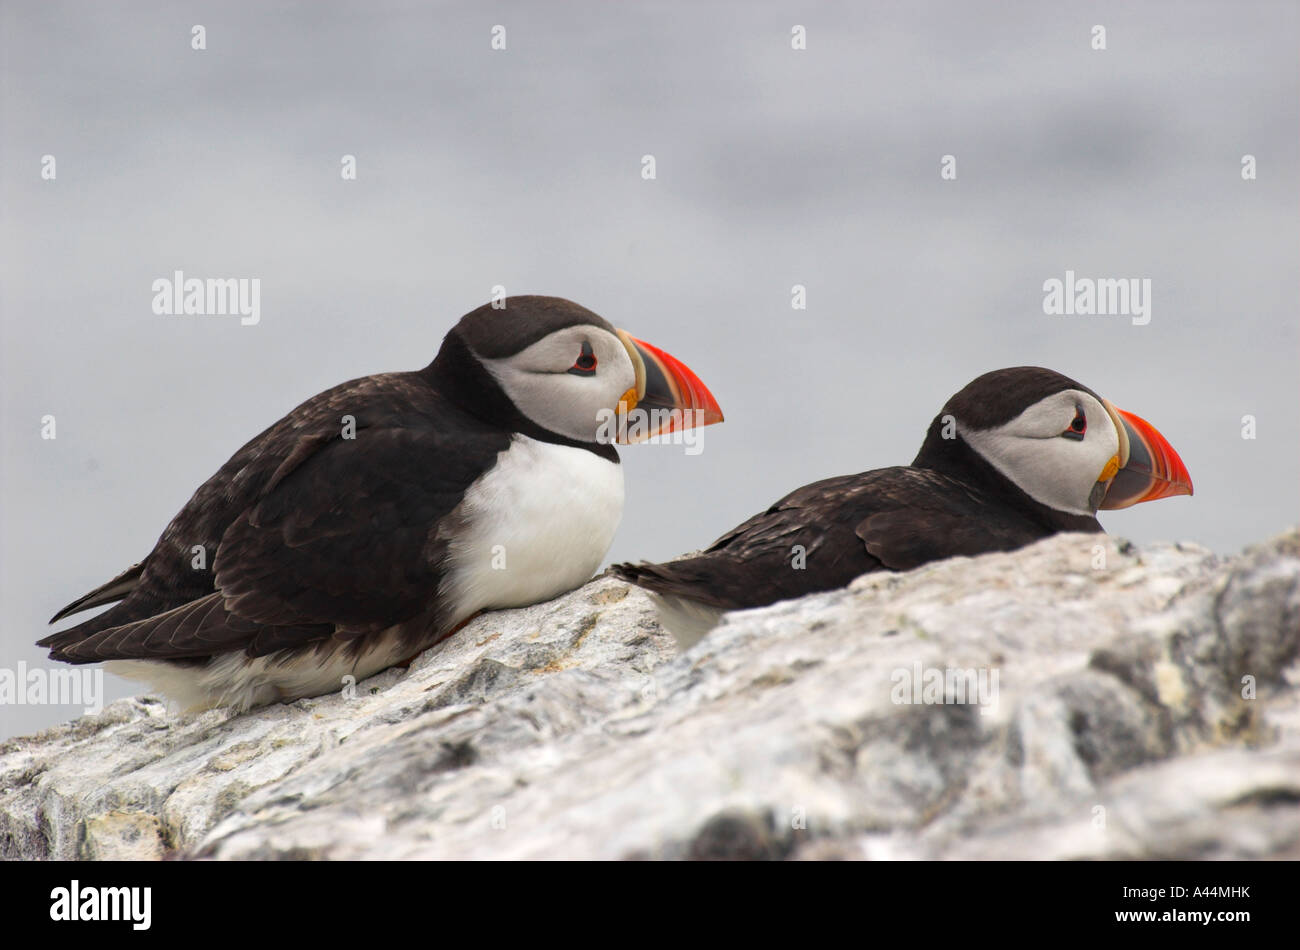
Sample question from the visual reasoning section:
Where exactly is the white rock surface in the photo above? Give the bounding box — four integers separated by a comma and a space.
2, 529, 1297, 860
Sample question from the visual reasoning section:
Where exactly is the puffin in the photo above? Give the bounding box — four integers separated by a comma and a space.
612, 366, 1192, 647
39, 295, 723, 709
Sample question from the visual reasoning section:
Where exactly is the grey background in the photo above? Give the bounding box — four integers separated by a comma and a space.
3, 0, 1297, 740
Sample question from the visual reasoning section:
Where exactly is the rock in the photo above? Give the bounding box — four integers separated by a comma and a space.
1, 529, 1296, 860
83, 811, 165, 861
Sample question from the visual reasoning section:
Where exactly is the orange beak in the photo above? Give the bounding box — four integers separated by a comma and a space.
614, 331, 724, 443
1098, 404, 1194, 510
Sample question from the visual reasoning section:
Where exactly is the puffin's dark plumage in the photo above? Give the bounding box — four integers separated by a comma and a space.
41, 371, 501, 664
39, 295, 724, 708
617, 467, 1077, 613
613, 367, 1192, 642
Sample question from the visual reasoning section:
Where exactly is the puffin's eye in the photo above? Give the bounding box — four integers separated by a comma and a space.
1061, 408, 1086, 441
567, 341, 597, 376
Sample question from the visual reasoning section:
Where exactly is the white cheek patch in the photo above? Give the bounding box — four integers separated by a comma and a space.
481, 328, 636, 442
961, 390, 1119, 516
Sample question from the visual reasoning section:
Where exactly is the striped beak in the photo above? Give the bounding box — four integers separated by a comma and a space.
613, 331, 724, 443
1098, 402, 1194, 510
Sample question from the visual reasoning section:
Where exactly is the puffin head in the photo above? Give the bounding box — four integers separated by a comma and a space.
919, 366, 1192, 517
429, 295, 723, 445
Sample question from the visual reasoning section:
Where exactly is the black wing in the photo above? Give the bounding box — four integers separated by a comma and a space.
613, 466, 1048, 610
40, 372, 507, 663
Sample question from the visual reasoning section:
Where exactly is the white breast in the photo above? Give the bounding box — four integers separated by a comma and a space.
440, 435, 625, 617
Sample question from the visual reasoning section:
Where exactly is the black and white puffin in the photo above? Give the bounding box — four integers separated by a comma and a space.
612, 366, 1192, 647
39, 295, 723, 708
